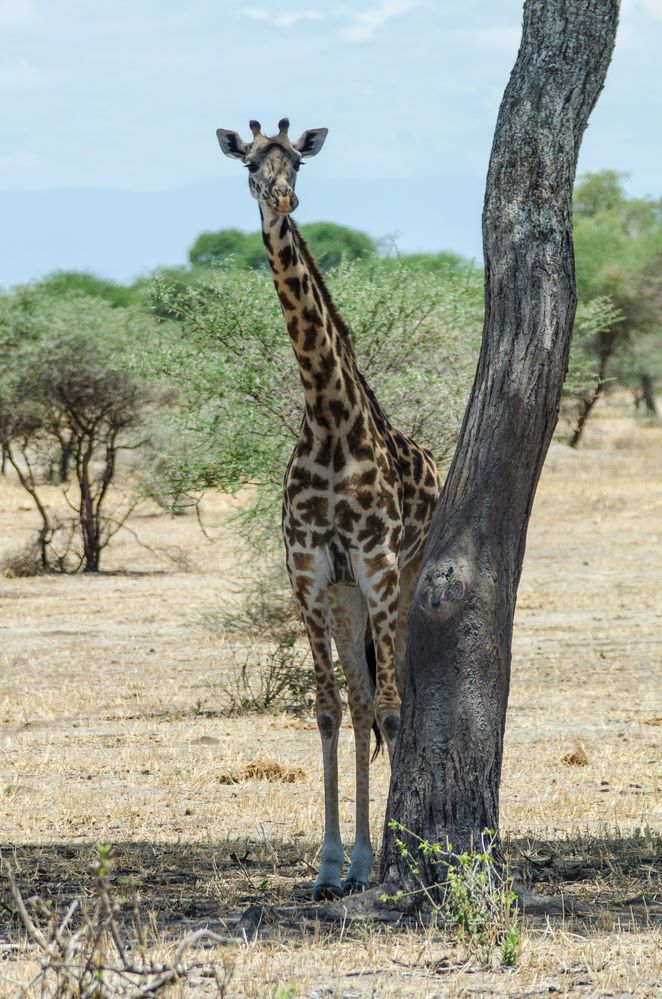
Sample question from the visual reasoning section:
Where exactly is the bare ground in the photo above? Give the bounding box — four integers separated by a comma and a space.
1, 394, 661, 997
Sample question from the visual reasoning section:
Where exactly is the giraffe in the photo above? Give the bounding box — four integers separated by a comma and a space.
217, 118, 442, 900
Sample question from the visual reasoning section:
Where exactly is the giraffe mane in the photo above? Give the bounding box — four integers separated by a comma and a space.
288, 220, 395, 433
288, 221, 357, 363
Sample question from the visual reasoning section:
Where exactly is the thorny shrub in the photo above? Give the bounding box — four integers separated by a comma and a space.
1, 845, 234, 998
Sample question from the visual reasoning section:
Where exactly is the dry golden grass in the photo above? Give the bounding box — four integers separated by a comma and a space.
1, 394, 661, 997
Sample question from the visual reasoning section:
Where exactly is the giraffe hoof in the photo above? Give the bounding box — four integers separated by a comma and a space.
342, 878, 368, 896
313, 883, 344, 902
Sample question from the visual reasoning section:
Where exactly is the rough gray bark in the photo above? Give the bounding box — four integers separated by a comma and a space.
381, 0, 619, 894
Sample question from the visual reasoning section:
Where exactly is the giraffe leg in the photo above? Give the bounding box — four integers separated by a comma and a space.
315, 737, 344, 898
313, 631, 344, 901
394, 553, 423, 697
289, 577, 345, 901
357, 558, 402, 763
330, 584, 374, 895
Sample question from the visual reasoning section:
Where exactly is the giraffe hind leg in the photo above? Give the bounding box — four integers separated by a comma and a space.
394, 553, 423, 697
356, 565, 402, 764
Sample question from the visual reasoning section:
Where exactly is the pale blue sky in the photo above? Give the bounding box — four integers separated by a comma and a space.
2, 0, 661, 286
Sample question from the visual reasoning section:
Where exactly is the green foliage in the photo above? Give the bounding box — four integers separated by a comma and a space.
189, 227, 251, 265
500, 925, 522, 967
188, 227, 267, 270
94, 842, 115, 879
140, 267, 297, 514
574, 169, 630, 219
188, 221, 377, 271
273, 985, 297, 999
33, 269, 138, 308
297, 221, 376, 269
382, 821, 521, 968
573, 171, 662, 377
566, 171, 662, 440
564, 297, 623, 400
0, 288, 166, 570
574, 170, 662, 230
387, 249, 474, 274
140, 256, 482, 543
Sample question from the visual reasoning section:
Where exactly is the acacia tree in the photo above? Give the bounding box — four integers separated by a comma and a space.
0, 291, 164, 573
569, 171, 662, 444
381, 0, 619, 897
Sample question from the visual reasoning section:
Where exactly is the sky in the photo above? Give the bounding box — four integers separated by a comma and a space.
2, 0, 662, 287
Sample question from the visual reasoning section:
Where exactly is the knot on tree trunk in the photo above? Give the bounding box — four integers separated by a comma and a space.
419, 563, 469, 621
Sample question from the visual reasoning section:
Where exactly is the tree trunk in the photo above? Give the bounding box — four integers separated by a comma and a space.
5, 444, 53, 569
77, 439, 101, 572
59, 437, 73, 483
381, 0, 618, 896
640, 374, 657, 416
569, 349, 610, 448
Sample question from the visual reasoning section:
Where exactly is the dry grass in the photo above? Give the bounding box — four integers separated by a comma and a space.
1, 394, 661, 997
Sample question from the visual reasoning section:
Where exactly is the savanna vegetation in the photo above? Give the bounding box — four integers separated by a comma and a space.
2, 171, 659, 577
1, 163, 660, 995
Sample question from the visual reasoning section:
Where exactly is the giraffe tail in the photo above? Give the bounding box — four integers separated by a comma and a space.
365, 638, 383, 761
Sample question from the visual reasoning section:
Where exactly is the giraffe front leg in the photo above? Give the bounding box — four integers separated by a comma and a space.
315, 688, 344, 901
330, 584, 374, 895
294, 589, 345, 901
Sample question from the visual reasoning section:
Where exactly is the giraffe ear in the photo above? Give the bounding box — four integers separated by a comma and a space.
292, 128, 328, 158
216, 128, 250, 160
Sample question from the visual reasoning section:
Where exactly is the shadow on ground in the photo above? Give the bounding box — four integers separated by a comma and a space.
1, 830, 660, 944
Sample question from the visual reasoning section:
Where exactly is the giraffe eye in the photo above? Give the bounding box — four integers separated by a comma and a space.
293, 160, 304, 172
246, 162, 259, 173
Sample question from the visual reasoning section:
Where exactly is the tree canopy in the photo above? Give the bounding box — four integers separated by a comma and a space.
33, 270, 138, 308
0, 288, 166, 571
568, 170, 662, 438
189, 222, 378, 271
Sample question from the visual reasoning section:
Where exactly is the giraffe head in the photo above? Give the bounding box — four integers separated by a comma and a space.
216, 118, 328, 215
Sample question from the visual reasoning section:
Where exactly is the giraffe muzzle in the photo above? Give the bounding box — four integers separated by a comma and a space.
271, 189, 298, 215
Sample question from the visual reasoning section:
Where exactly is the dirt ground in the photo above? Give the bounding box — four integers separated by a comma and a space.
0, 394, 661, 998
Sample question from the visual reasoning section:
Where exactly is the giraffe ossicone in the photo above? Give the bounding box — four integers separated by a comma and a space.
217, 119, 442, 900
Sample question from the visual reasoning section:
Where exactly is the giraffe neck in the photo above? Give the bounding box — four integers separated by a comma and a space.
260, 207, 362, 437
